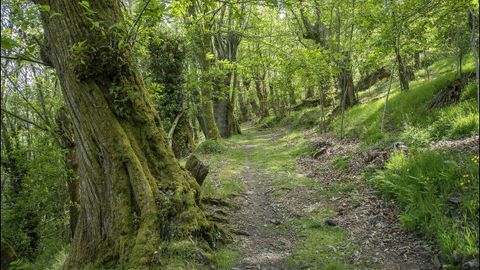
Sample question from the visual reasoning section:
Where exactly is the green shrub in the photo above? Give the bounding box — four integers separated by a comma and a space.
372, 150, 479, 264
196, 139, 224, 154
399, 123, 432, 147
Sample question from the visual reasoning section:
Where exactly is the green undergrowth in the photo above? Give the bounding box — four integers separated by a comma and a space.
371, 150, 479, 267
286, 209, 358, 270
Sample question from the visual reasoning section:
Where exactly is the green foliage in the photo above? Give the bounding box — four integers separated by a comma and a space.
197, 139, 225, 154
147, 30, 187, 132
372, 150, 479, 264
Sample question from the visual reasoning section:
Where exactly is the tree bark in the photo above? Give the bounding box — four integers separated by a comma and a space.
395, 44, 410, 91
54, 107, 80, 239
338, 63, 356, 108
414, 51, 421, 70
305, 86, 315, 99
354, 67, 391, 92
36, 1, 217, 268
170, 114, 195, 158
255, 73, 269, 118
250, 99, 260, 117
1, 239, 18, 268
238, 79, 249, 122
287, 78, 296, 106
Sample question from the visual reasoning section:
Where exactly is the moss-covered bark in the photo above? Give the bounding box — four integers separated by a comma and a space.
171, 114, 195, 158
35, 1, 218, 269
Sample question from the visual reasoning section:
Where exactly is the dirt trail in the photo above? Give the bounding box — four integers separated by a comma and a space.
229, 139, 294, 270
207, 126, 437, 270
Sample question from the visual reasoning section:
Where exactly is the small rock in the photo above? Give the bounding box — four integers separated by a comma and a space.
269, 218, 281, 225
447, 191, 462, 204
325, 217, 338, 226
313, 147, 327, 159
463, 258, 479, 270
393, 141, 409, 154
375, 221, 387, 228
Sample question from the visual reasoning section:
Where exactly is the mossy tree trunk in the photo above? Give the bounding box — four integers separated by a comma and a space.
36, 1, 216, 268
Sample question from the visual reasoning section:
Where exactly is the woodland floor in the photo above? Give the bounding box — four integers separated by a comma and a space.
200, 125, 439, 270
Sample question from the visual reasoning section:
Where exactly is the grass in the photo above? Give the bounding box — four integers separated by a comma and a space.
371, 150, 479, 266
331, 55, 477, 145
215, 250, 242, 269
287, 209, 355, 270
196, 139, 225, 154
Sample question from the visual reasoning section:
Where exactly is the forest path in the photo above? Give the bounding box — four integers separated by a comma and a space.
201, 125, 436, 269
225, 127, 295, 269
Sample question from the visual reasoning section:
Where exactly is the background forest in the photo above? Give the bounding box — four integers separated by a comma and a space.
0, 0, 479, 269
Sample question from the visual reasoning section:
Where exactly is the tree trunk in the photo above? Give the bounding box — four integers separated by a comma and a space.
200, 87, 222, 140
148, 34, 195, 158
305, 86, 315, 99
414, 51, 421, 70
250, 99, 260, 117
396, 45, 410, 91
171, 114, 195, 158
255, 74, 269, 118
37, 1, 217, 268
338, 65, 356, 108
1, 239, 18, 268
354, 67, 391, 92
238, 91, 248, 122
213, 98, 237, 138
213, 73, 240, 138
54, 107, 80, 239
287, 79, 296, 106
